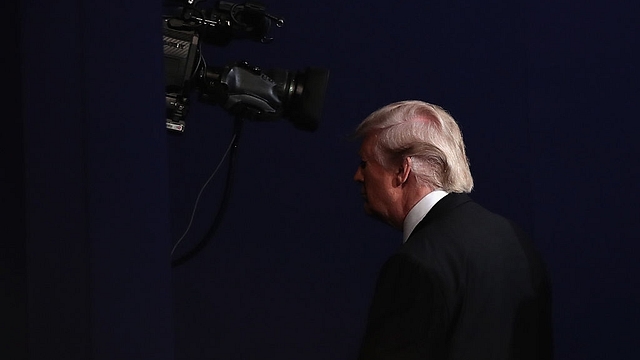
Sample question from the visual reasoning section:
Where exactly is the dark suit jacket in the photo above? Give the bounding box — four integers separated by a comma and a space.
358, 193, 553, 360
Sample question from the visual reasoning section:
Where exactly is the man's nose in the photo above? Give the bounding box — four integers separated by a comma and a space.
353, 167, 363, 183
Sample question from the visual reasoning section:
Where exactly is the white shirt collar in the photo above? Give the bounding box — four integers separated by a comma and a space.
402, 190, 448, 243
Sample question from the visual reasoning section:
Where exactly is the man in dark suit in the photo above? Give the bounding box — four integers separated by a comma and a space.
353, 100, 553, 360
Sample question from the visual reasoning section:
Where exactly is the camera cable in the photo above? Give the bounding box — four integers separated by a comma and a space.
170, 116, 245, 267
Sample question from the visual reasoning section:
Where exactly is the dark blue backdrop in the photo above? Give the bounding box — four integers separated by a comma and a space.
7, 0, 638, 359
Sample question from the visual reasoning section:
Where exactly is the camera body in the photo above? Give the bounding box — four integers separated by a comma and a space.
163, 0, 329, 132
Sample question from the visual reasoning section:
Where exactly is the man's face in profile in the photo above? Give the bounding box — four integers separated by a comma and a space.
353, 134, 400, 228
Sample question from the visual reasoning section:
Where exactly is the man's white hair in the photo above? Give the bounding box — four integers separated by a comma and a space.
355, 100, 473, 193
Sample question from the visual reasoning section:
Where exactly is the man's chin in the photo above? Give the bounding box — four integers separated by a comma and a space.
363, 203, 374, 216
363, 205, 398, 229
363, 205, 382, 222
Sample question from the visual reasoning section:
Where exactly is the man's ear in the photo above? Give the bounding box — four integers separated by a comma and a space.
394, 157, 412, 186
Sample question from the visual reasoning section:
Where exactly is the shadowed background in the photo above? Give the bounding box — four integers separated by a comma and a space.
4, 0, 638, 359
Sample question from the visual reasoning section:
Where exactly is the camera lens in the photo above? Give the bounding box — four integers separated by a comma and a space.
267, 67, 330, 131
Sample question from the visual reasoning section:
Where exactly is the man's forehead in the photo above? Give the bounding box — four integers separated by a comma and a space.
358, 134, 377, 157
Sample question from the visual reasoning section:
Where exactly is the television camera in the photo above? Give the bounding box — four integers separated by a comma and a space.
163, 0, 330, 133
